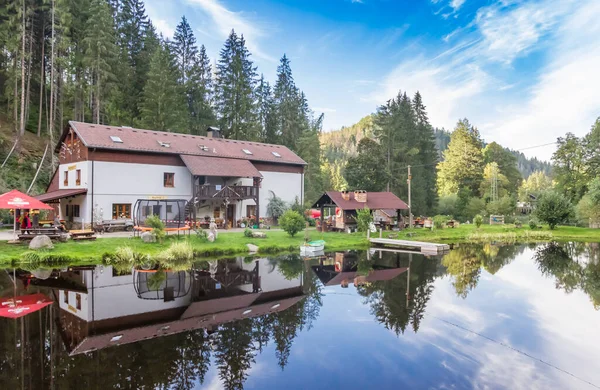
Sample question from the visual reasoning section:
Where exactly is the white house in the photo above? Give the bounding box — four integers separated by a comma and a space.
36, 122, 306, 228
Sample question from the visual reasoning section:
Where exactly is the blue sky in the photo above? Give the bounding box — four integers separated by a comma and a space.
144, 0, 600, 160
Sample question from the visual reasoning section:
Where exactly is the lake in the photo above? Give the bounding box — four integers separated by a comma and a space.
1, 242, 599, 389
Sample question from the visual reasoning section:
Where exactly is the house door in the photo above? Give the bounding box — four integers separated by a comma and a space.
226, 204, 236, 229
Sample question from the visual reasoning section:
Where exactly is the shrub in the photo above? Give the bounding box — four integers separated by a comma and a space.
244, 228, 253, 237
465, 198, 486, 221
486, 195, 516, 217
529, 218, 538, 230
159, 241, 194, 263
355, 206, 373, 233
266, 193, 288, 221
474, 214, 483, 228
437, 194, 458, 217
534, 191, 574, 230
145, 215, 166, 242
306, 217, 316, 227
279, 210, 306, 237
433, 215, 449, 229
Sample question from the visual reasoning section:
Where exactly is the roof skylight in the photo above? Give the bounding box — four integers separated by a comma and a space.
157, 140, 171, 148
242, 149, 253, 155
110, 136, 123, 143
272, 151, 281, 158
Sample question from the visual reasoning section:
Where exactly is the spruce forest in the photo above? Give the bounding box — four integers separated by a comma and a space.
0, 0, 598, 226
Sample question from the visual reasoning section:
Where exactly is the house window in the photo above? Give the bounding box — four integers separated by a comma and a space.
76, 169, 81, 186
66, 205, 80, 218
246, 205, 256, 218
112, 204, 131, 219
164, 173, 175, 187
75, 293, 81, 310
63, 171, 69, 186
166, 205, 173, 213
214, 207, 220, 218
63, 291, 69, 304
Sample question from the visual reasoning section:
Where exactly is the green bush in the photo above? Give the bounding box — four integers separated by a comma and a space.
534, 191, 574, 230
433, 215, 449, 229
306, 217, 316, 227
465, 198, 486, 221
437, 194, 458, 217
529, 218, 538, 230
267, 193, 288, 220
279, 210, 306, 237
244, 228, 253, 238
355, 206, 373, 233
474, 214, 483, 228
145, 215, 166, 242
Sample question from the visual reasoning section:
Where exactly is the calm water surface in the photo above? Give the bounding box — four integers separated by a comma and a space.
1, 243, 599, 389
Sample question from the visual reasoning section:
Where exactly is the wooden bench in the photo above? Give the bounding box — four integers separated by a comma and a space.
70, 230, 97, 241
18, 227, 63, 241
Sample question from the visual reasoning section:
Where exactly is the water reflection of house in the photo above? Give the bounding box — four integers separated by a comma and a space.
311, 252, 409, 287
31, 259, 304, 355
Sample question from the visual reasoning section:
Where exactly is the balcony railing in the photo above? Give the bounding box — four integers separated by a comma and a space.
194, 184, 258, 201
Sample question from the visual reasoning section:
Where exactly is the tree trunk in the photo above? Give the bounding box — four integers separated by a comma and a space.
96, 67, 101, 124
49, 0, 56, 170
25, 14, 34, 129
37, 18, 45, 137
19, 0, 27, 136
13, 58, 18, 128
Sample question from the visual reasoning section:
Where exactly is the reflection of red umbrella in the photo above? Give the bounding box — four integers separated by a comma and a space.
0, 293, 53, 319
0, 190, 53, 240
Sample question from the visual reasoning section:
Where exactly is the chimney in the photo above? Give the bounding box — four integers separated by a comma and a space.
206, 126, 223, 138
354, 190, 367, 203
341, 190, 350, 201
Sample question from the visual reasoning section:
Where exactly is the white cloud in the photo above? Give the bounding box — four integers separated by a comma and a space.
153, 19, 175, 38
450, 0, 466, 11
186, 0, 275, 62
312, 107, 337, 113
488, 0, 600, 160
475, 0, 569, 64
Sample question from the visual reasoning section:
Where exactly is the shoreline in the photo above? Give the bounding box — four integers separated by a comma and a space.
1, 225, 599, 266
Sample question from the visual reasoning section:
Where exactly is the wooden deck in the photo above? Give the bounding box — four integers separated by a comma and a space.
369, 238, 450, 254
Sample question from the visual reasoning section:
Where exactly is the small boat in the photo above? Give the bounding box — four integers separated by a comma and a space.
300, 240, 325, 256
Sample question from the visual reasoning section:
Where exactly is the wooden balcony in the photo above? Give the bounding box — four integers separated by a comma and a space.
194, 184, 258, 201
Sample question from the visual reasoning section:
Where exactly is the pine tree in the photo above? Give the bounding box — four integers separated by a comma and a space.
139, 43, 186, 132
483, 142, 522, 194
83, 0, 117, 124
412, 91, 438, 215
437, 118, 484, 197
297, 113, 325, 204
273, 54, 301, 149
256, 74, 278, 143
215, 30, 258, 140
187, 44, 215, 134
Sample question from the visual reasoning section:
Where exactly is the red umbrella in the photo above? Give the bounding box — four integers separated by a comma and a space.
0, 190, 53, 240
0, 293, 53, 319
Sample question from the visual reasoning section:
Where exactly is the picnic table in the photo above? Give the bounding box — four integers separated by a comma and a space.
18, 227, 63, 241
70, 229, 97, 241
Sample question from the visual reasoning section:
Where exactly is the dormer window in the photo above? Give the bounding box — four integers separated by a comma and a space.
110, 136, 123, 143
242, 149, 253, 155
272, 151, 281, 158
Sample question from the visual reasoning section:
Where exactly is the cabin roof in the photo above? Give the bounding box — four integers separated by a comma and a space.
61, 121, 307, 166
180, 155, 262, 178
312, 191, 409, 211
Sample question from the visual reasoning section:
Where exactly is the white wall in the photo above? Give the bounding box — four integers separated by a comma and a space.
58, 161, 89, 190
239, 259, 302, 293
259, 171, 303, 217
91, 161, 193, 221
75, 266, 192, 321
59, 290, 90, 321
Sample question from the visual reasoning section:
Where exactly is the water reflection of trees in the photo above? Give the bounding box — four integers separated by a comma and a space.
355, 252, 439, 335
0, 258, 324, 390
442, 244, 526, 298
535, 242, 600, 309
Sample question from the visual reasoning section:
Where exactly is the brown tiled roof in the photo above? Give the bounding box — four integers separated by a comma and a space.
180, 155, 262, 178
312, 191, 409, 210
66, 121, 306, 165
68, 295, 305, 355
35, 189, 87, 203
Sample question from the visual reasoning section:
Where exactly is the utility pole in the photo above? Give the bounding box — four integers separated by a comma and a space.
407, 165, 412, 228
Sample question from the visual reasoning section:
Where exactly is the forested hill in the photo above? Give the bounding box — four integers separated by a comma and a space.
321, 116, 552, 178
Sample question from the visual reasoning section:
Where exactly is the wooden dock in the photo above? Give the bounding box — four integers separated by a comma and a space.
369, 238, 450, 254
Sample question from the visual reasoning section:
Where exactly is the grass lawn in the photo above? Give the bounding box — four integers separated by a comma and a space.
1, 224, 599, 267
380, 223, 600, 243
0, 230, 369, 266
